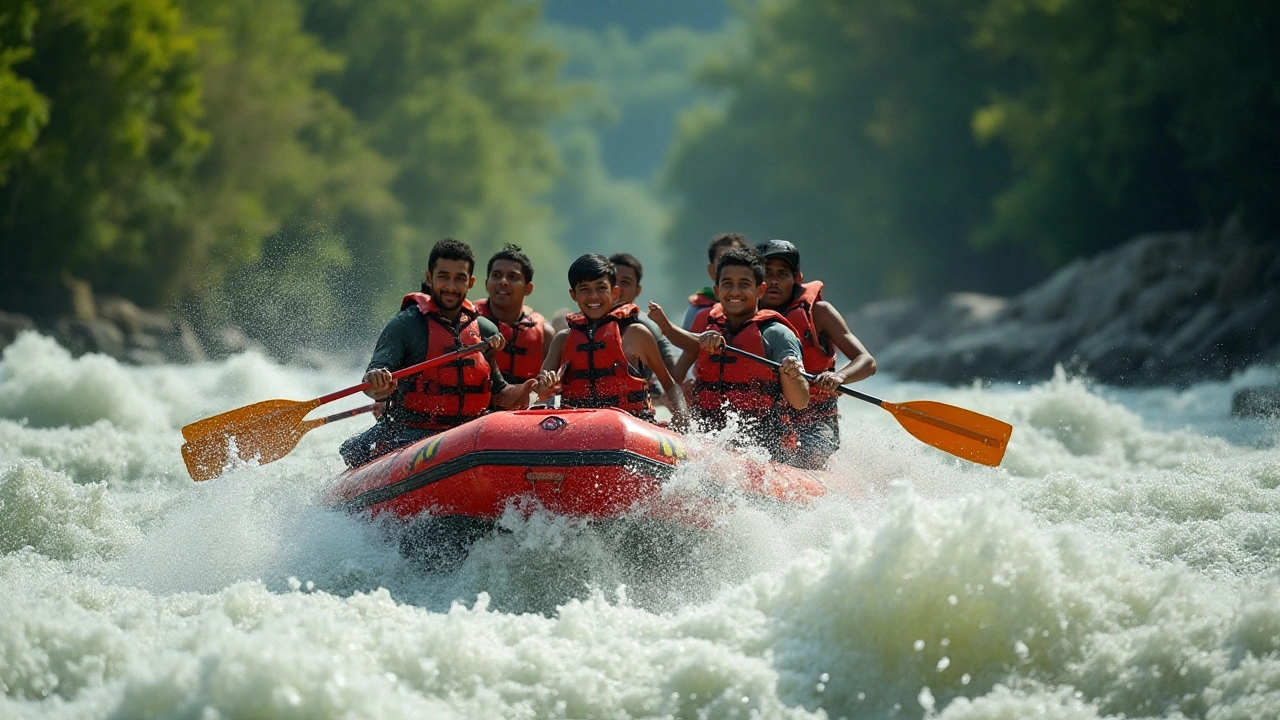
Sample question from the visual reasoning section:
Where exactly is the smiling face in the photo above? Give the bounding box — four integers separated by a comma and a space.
614, 265, 641, 305
485, 259, 532, 313
761, 258, 800, 310
429, 258, 476, 312
569, 276, 620, 321
715, 265, 764, 322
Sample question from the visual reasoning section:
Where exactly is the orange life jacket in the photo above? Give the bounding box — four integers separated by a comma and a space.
560, 304, 653, 418
390, 293, 493, 431
474, 298, 546, 383
780, 281, 838, 421
693, 306, 798, 428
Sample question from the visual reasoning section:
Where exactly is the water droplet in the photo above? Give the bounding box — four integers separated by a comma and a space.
936, 657, 950, 671
961, 673, 971, 685
913, 639, 925, 651
947, 594, 958, 605
819, 673, 829, 682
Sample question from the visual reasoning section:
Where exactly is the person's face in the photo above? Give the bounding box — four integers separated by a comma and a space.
761, 258, 800, 310
615, 265, 641, 305
485, 259, 532, 311
569, 277, 620, 320
429, 259, 475, 311
715, 265, 762, 318
706, 245, 736, 282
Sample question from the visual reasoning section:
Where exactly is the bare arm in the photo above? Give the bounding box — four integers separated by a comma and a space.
810, 301, 877, 391
672, 348, 697, 384
625, 324, 690, 429
532, 330, 569, 400
647, 302, 703, 354
493, 379, 536, 409
779, 356, 810, 410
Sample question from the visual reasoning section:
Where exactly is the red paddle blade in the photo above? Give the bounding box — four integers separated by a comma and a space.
884, 400, 1012, 467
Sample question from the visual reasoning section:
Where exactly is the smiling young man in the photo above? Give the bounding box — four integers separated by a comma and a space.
650, 248, 809, 460
680, 232, 750, 331
756, 239, 876, 469
338, 238, 536, 467
475, 244, 555, 384
533, 254, 689, 428
609, 253, 679, 393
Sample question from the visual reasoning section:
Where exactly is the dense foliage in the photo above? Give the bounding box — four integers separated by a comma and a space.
2, 0, 1274, 347
0, 0, 566, 348
664, 0, 1280, 304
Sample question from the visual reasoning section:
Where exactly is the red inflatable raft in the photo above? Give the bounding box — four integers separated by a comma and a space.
323, 407, 828, 524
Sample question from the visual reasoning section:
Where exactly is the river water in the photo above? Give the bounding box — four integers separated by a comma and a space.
2, 330, 1278, 719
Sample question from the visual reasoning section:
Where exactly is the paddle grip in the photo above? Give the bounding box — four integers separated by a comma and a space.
719, 344, 885, 407
314, 342, 489, 405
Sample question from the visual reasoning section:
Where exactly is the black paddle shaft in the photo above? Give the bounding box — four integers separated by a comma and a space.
719, 344, 885, 408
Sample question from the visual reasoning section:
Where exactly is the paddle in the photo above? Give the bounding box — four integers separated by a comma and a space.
180, 342, 488, 481
719, 345, 1012, 467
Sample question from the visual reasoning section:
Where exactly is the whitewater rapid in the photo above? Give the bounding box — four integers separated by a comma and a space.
2, 330, 1278, 719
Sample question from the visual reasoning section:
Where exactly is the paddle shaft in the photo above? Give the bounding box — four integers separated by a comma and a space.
718, 344, 883, 405
315, 342, 488, 405
718, 345, 1001, 448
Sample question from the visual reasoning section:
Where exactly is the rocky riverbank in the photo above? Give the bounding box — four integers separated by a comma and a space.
0, 276, 260, 365
849, 225, 1280, 389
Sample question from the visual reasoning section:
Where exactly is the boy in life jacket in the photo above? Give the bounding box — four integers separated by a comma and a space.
650, 248, 810, 461
474, 243, 555, 384
532, 254, 691, 429
679, 232, 751, 331
339, 238, 537, 467
757, 239, 877, 469
609, 252, 680, 400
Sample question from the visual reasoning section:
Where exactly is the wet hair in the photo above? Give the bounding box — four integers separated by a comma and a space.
715, 247, 765, 285
428, 237, 476, 275
608, 253, 643, 283
707, 233, 749, 264
487, 243, 534, 282
567, 253, 616, 289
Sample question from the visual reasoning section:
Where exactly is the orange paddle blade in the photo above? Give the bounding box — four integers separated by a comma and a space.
883, 400, 1012, 467
180, 398, 320, 481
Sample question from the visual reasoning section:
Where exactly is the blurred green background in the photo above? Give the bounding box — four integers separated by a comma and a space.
2, 0, 1276, 354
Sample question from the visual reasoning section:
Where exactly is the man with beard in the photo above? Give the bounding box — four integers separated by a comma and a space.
339, 238, 536, 467
475, 244, 555, 384
756, 239, 876, 469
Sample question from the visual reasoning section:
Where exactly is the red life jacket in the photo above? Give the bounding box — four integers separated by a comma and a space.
391, 293, 493, 431
560, 304, 653, 418
693, 305, 798, 427
474, 298, 546, 383
781, 281, 838, 421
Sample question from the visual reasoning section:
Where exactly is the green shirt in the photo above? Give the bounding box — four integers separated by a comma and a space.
367, 306, 508, 393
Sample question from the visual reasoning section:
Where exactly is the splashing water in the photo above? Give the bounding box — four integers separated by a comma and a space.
2, 330, 1279, 719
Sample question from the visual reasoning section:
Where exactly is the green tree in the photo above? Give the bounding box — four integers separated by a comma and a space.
972, 0, 1280, 259
0, 2, 48, 181
173, 0, 402, 348
302, 0, 569, 300
0, 0, 207, 313
663, 0, 1029, 305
